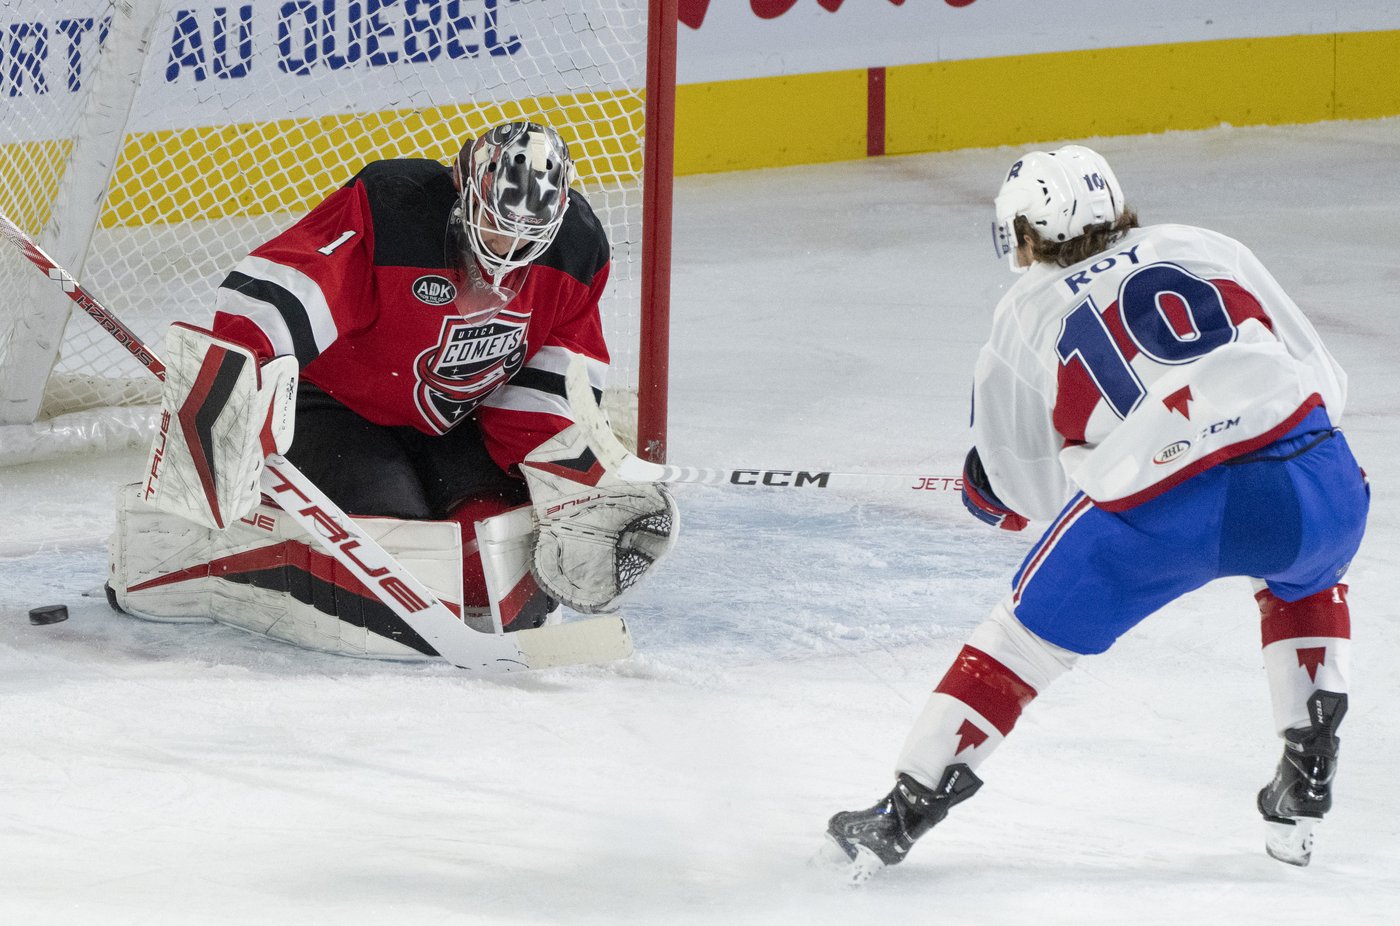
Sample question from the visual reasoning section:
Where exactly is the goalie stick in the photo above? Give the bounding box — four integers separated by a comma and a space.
564, 357, 963, 494
0, 210, 630, 674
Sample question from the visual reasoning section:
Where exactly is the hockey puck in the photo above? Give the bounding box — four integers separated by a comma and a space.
28, 604, 69, 625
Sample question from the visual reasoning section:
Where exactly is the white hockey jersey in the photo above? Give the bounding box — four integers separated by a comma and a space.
972, 223, 1347, 521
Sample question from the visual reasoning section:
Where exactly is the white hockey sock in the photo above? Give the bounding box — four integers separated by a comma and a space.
1258, 585, 1352, 734
897, 600, 1078, 786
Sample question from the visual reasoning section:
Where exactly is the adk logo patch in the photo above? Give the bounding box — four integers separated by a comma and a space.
412, 274, 458, 306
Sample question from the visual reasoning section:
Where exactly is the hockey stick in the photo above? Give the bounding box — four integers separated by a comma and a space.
0, 211, 630, 673
564, 357, 963, 495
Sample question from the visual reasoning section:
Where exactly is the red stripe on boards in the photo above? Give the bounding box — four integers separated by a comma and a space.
867, 67, 886, 158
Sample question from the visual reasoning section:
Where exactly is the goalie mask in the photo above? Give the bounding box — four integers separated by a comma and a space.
991, 144, 1124, 273
454, 122, 574, 283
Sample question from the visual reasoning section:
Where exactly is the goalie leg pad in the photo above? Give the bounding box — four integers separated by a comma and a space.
471, 504, 560, 632
109, 484, 466, 659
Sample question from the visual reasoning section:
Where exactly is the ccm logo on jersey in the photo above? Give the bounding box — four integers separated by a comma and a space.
1155, 416, 1243, 463
412, 275, 458, 306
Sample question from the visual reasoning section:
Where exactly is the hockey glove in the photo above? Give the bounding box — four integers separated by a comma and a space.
143, 323, 298, 530
961, 446, 1028, 532
521, 423, 678, 614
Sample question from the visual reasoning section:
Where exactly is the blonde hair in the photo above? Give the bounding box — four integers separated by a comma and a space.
1015, 210, 1141, 268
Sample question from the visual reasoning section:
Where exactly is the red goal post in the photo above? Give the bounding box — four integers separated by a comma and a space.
0, 0, 675, 465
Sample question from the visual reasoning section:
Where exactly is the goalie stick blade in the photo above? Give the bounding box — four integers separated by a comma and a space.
511, 615, 632, 669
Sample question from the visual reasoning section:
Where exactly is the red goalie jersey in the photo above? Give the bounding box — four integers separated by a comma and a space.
210, 158, 611, 471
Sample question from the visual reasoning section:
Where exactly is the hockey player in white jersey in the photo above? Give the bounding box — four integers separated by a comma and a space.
824, 145, 1369, 881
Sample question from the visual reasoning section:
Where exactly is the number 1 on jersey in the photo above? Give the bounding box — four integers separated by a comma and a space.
317, 230, 356, 256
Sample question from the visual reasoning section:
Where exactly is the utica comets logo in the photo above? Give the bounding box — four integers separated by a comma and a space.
412, 314, 528, 432
412, 274, 458, 306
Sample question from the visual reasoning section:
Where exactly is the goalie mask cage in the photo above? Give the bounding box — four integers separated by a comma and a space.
0, 0, 674, 465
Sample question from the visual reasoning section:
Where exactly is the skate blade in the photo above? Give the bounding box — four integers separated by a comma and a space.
811, 835, 886, 886
1264, 817, 1316, 867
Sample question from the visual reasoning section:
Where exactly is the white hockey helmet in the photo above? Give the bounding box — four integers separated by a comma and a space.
991, 144, 1124, 272
455, 121, 574, 280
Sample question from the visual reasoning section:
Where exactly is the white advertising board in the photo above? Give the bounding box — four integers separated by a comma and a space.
2, 0, 1397, 140
675, 0, 1400, 83
0, 0, 645, 138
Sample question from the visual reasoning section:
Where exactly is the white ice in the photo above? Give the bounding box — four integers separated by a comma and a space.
2, 119, 1398, 925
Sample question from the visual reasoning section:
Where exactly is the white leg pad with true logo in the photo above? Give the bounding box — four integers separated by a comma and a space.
109, 483, 466, 659
475, 504, 561, 632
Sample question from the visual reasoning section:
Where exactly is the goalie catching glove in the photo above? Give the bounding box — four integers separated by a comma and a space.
521, 423, 678, 613
143, 323, 298, 530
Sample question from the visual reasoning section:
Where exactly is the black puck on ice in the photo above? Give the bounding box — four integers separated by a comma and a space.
29, 604, 69, 625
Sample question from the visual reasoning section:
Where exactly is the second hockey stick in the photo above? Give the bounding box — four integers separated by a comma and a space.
0, 211, 631, 674
564, 357, 963, 495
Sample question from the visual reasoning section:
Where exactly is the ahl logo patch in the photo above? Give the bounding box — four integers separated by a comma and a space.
1153, 440, 1192, 465
412, 274, 458, 306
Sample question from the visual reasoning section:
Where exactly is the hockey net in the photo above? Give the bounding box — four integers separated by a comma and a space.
0, 0, 668, 465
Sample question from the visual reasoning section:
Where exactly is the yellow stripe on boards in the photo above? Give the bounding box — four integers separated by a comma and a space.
97, 91, 644, 228
675, 70, 869, 174
670, 29, 1399, 174
1337, 30, 1400, 120
886, 34, 1346, 155
15, 30, 1398, 229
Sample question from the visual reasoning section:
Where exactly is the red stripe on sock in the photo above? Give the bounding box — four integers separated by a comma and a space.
934, 645, 1038, 737
1258, 584, 1351, 646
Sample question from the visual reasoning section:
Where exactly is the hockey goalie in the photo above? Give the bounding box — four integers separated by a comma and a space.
107, 120, 677, 660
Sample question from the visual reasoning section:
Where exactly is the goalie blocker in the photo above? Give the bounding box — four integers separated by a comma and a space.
144, 324, 298, 530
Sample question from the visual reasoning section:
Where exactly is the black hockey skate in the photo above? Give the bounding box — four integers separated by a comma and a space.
822, 765, 982, 884
1257, 690, 1347, 866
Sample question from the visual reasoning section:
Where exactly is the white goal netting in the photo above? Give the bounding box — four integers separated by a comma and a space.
0, 0, 653, 464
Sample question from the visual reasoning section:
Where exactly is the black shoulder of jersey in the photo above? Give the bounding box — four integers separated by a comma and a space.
346, 159, 457, 269
533, 190, 610, 287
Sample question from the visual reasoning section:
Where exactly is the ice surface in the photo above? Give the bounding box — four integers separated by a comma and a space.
2, 119, 1398, 924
